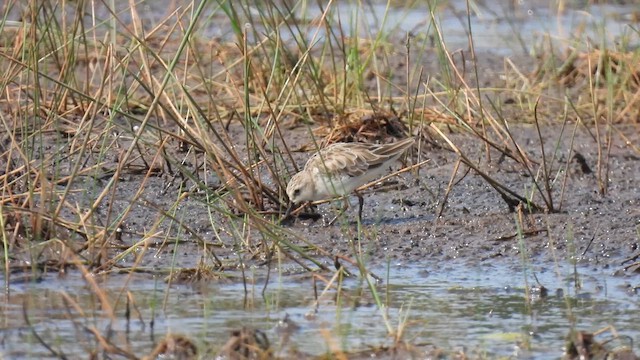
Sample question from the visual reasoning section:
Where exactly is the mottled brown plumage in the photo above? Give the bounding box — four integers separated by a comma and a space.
286, 138, 414, 223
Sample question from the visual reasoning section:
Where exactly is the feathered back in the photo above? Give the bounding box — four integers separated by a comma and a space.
307, 137, 414, 178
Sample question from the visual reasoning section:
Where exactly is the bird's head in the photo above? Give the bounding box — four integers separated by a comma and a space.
286, 171, 315, 204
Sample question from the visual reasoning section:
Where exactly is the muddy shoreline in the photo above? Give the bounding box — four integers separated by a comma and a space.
88, 119, 640, 276
4, 50, 637, 276
279, 123, 639, 269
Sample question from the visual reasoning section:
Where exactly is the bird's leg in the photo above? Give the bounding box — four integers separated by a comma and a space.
307, 201, 317, 213
327, 196, 350, 226
355, 190, 364, 224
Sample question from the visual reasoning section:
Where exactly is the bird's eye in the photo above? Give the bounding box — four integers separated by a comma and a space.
293, 189, 301, 196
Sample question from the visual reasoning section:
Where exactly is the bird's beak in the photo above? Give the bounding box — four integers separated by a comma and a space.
280, 201, 295, 225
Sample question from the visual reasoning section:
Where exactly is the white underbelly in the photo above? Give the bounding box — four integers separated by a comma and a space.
315, 166, 388, 199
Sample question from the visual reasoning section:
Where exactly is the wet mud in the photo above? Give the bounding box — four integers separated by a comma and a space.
282, 123, 640, 269
67, 112, 639, 276
4, 54, 635, 277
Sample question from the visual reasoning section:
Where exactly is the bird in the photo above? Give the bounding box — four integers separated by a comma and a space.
284, 137, 415, 224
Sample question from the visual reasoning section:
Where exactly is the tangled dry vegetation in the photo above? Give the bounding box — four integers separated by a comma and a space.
532, 41, 640, 123
0, 0, 638, 278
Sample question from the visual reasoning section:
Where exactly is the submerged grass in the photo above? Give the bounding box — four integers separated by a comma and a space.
1, 0, 639, 357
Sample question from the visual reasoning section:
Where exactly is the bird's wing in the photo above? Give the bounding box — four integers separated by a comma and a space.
306, 143, 383, 178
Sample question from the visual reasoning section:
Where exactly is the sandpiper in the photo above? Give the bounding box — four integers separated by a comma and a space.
285, 137, 415, 224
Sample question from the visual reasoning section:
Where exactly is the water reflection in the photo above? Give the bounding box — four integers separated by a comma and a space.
0, 260, 637, 358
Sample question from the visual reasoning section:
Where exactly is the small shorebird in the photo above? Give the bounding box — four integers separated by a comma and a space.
285, 137, 415, 224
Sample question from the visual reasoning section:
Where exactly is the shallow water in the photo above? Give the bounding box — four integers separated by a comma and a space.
1, 260, 638, 358
300, 0, 638, 55
8, 0, 635, 56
